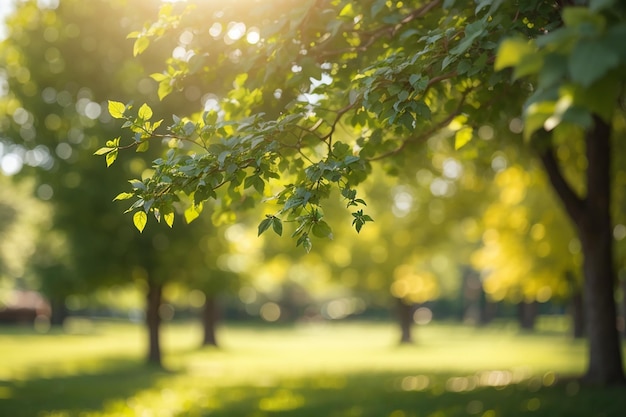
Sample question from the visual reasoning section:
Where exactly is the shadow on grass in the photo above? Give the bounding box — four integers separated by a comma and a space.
182, 371, 626, 417
1, 366, 624, 416
0, 359, 173, 417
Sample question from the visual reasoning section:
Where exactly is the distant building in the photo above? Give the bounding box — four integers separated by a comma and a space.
0, 290, 51, 324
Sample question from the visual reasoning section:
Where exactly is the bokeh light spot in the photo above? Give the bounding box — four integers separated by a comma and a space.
260, 302, 281, 322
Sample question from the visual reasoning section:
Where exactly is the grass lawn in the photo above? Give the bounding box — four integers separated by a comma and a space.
0, 318, 624, 416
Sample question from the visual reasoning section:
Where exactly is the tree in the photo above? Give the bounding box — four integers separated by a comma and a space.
100, 1, 625, 384
470, 162, 583, 330
0, 176, 52, 297
0, 0, 216, 366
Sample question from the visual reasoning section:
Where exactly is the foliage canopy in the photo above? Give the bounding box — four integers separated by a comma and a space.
100, 0, 625, 252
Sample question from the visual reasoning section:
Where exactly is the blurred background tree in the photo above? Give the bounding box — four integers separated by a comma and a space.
0, 0, 244, 365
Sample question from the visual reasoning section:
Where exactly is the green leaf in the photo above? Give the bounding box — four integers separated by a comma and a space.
296, 233, 312, 253
129, 179, 147, 191
339, 3, 353, 17
449, 20, 485, 56
158, 81, 173, 101
94, 147, 114, 155
105, 137, 120, 148
523, 101, 556, 141
151, 119, 163, 131
495, 38, 536, 71
133, 36, 150, 57
589, 0, 615, 12
562, 7, 605, 30
258, 217, 272, 236
164, 211, 174, 228
184, 204, 202, 223
568, 39, 619, 88
108, 101, 126, 119
371, 0, 387, 17
272, 217, 283, 236
133, 211, 148, 233
138, 103, 153, 120
571, 75, 620, 122
352, 210, 373, 233
312, 220, 333, 239
150, 72, 168, 82
454, 127, 473, 150
113, 192, 134, 201
105, 150, 118, 167
136, 141, 150, 153
512, 53, 543, 80
244, 175, 265, 194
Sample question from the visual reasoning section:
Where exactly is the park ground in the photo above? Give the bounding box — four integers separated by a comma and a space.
0, 318, 625, 416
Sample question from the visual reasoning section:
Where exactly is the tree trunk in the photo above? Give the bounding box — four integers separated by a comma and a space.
146, 281, 163, 367
621, 279, 626, 339
479, 287, 496, 326
461, 267, 482, 324
540, 117, 625, 385
49, 297, 68, 327
570, 288, 585, 339
396, 298, 414, 344
566, 271, 585, 339
517, 301, 538, 331
201, 294, 219, 347
579, 216, 624, 384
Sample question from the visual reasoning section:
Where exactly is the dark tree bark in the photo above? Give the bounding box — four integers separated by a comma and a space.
539, 116, 625, 385
201, 294, 219, 347
49, 297, 68, 327
570, 288, 585, 339
622, 279, 626, 339
146, 281, 163, 367
517, 301, 538, 331
461, 267, 481, 324
478, 288, 496, 326
396, 298, 414, 344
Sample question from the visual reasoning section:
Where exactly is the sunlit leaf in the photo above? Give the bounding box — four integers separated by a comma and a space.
138, 103, 153, 120
108, 101, 126, 119
157, 81, 173, 101
136, 141, 150, 153
133, 211, 148, 233
184, 204, 202, 223
495, 38, 536, 71
454, 127, 473, 150
339, 3, 353, 17
164, 211, 174, 228
133, 36, 150, 57
105, 150, 118, 167
113, 192, 134, 201
94, 147, 114, 155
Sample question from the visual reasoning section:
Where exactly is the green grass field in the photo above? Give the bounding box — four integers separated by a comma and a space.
0, 318, 624, 417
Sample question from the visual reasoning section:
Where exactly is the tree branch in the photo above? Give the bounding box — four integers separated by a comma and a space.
317, 0, 441, 59
538, 144, 586, 226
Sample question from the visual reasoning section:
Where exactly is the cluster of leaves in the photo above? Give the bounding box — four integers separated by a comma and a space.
98, 0, 623, 250
496, 1, 626, 140
95, 97, 371, 249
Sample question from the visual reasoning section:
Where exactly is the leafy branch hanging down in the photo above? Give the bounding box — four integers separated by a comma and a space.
95, 98, 372, 247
